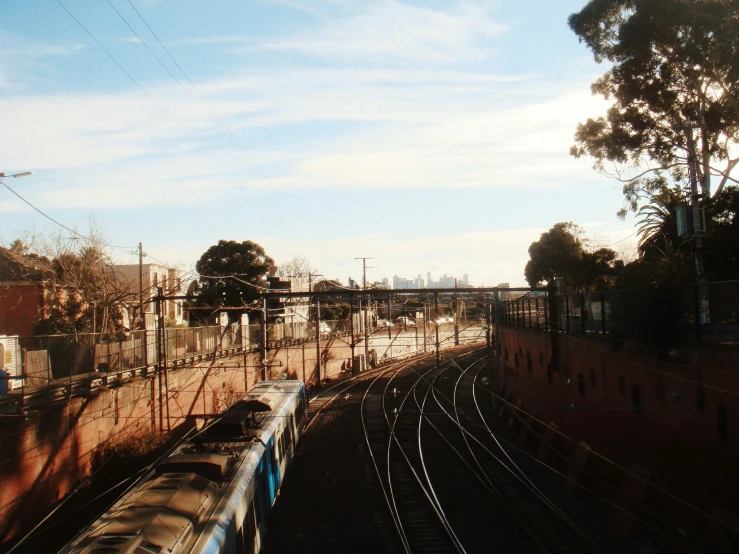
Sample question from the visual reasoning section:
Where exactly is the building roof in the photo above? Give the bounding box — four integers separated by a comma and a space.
0, 247, 55, 283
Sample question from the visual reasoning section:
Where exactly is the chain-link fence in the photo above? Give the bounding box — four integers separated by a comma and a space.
13, 321, 258, 391
3, 304, 491, 403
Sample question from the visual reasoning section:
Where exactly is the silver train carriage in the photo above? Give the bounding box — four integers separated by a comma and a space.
60, 380, 307, 554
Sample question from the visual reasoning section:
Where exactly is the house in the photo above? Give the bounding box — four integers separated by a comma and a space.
267, 276, 311, 339
110, 264, 185, 329
0, 247, 56, 336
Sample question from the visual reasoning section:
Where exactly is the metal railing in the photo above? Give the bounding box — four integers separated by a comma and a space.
0, 322, 256, 415
500, 280, 739, 345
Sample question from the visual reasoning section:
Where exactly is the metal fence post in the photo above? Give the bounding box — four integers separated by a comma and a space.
518, 297, 522, 327
581, 293, 586, 335
694, 284, 702, 342
601, 293, 607, 335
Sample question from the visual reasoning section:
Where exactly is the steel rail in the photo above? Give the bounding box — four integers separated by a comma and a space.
483, 385, 702, 552
384, 362, 466, 553
424, 358, 605, 552
464, 365, 605, 552
305, 351, 435, 433
360, 363, 415, 553
412, 353, 553, 552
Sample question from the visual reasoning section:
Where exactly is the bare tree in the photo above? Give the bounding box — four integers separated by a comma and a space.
30, 220, 137, 336
276, 256, 317, 278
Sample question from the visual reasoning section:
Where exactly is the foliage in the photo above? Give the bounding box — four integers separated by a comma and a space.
91, 429, 167, 472
569, 0, 739, 218
619, 185, 739, 285
312, 280, 350, 320
164, 315, 188, 329
312, 279, 343, 292
704, 185, 739, 279
192, 240, 276, 320
524, 222, 623, 291
634, 182, 685, 255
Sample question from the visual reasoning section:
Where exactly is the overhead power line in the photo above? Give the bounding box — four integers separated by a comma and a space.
1, 178, 89, 241
124, 0, 232, 135
103, 0, 229, 139
56, 0, 204, 149
597, 230, 639, 248
0, 178, 136, 250
107, 0, 282, 193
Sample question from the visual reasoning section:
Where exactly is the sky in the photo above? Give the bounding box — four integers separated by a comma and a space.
0, 0, 638, 287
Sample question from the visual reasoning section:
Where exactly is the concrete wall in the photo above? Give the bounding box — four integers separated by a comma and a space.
0, 324, 485, 545
496, 326, 739, 512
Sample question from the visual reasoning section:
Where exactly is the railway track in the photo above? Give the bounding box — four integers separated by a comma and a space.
264, 346, 641, 553
355, 348, 613, 554
427, 354, 608, 553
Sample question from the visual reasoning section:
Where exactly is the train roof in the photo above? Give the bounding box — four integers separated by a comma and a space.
201, 380, 304, 441
61, 380, 305, 554
68, 473, 217, 554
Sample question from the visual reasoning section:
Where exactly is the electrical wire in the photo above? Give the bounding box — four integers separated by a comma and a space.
590, 229, 639, 248
198, 274, 270, 291
104, 0, 227, 133
55, 0, 207, 155
1, 179, 91, 241
1, 179, 135, 250
118, 0, 282, 195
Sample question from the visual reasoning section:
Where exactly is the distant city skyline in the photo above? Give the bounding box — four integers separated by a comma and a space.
384, 272, 471, 290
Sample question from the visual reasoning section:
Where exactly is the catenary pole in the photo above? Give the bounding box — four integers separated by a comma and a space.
355, 257, 373, 367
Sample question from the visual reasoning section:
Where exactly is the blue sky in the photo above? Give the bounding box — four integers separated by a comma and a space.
0, 0, 636, 286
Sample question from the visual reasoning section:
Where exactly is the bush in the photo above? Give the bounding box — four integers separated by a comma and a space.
91, 428, 166, 471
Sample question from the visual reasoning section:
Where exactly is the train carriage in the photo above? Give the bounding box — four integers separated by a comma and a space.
60, 380, 307, 554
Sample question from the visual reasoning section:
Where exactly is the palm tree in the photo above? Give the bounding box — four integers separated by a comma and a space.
635, 184, 686, 257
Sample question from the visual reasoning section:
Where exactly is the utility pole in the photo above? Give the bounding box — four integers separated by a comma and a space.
315, 297, 321, 385
685, 116, 710, 327
309, 273, 323, 385
260, 296, 267, 381
423, 297, 427, 352
156, 289, 163, 433
485, 295, 492, 352
139, 243, 147, 368
387, 295, 392, 339
355, 257, 373, 368
434, 292, 440, 366
494, 290, 501, 386
156, 287, 170, 432
454, 278, 459, 346
350, 292, 356, 374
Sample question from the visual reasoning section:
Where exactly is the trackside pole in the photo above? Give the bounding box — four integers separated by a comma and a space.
434, 292, 440, 366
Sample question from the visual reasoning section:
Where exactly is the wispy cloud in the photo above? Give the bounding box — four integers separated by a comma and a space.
0, 58, 608, 209
176, 1, 507, 65
0, 41, 84, 58
252, 2, 507, 64
0, 35, 84, 90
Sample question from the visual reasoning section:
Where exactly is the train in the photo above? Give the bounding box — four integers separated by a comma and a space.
60, 380, 307, 554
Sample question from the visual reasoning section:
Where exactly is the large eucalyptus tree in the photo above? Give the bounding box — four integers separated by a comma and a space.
569, 0, 739, 216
